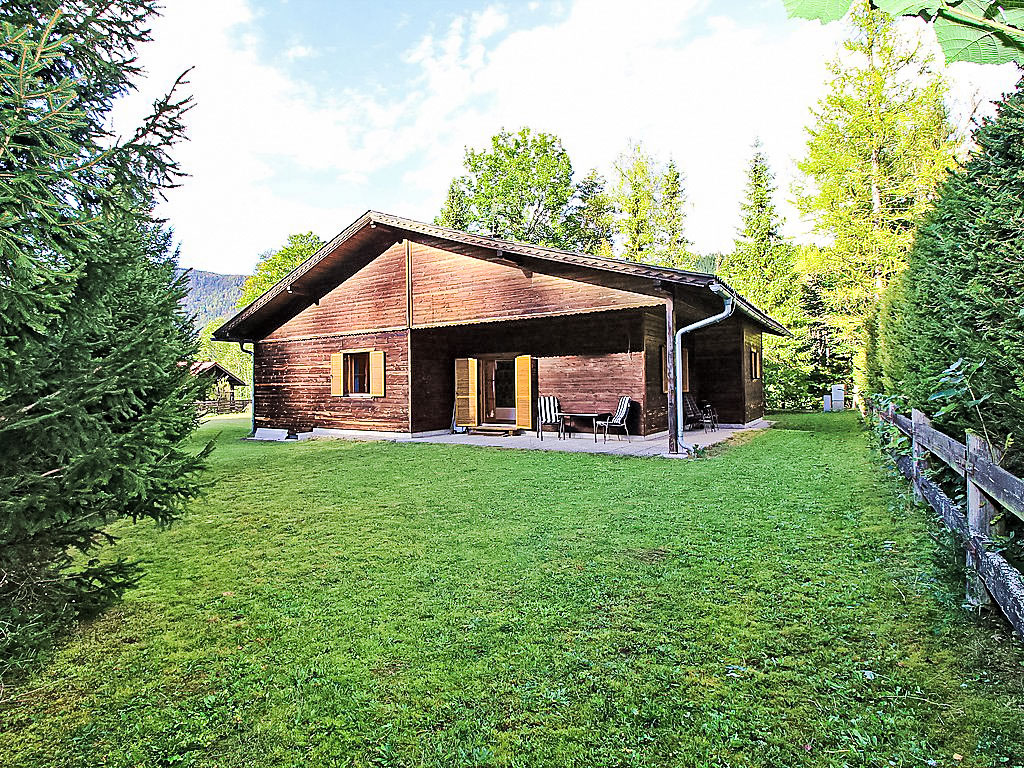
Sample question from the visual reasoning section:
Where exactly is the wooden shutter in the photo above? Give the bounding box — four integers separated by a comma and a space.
330, 353, 345, 396
515, 355, 533, 430
369, 350, 385, 397
454, 358, 478, 426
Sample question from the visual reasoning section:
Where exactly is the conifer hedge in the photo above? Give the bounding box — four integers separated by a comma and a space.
873, 80, 1024, 472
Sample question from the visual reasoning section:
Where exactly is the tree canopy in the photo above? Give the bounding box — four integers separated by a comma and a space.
238, 232, 325, 308
871, 77, 1024, 472
796, 0, 956, 383
610, 143, 691, 267
436, 127, 614, 253
784, 0, 1024, 64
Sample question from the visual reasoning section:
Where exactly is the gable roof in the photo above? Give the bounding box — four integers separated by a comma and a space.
189, 360, 247, 388
214, 210, 789, 342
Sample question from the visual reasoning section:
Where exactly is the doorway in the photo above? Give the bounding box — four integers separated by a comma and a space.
482, 358, 516, 423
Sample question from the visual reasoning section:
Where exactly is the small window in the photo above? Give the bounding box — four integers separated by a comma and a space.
346, 351, 370, 395
660, 345, 668, 394
749, 346, 762, 381
661, 345, 689, 393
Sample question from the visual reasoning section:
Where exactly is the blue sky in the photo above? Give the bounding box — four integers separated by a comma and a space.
111, 0, 1020, 274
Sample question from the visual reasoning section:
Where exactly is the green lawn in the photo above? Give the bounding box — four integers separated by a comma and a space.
2, 413, 1023, 767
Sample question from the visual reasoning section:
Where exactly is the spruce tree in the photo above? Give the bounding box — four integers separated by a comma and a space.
656, 160, 690, 268
0, 3, 205, 667
435, 179, 470, 230
722, 141, 799, 317
564, 169, 615, 256
721, 141, 813, 408
612, 143, 660, 263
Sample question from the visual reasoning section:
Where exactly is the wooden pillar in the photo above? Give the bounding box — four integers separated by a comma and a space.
665, 290, 679, 454
911, 408, 929, 502
966, 432, 1001, 609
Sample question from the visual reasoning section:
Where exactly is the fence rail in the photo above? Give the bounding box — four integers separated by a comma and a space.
197, 398, 251, 415
875, 405, 1024, 635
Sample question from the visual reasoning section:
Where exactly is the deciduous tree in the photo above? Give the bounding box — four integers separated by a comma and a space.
796, 0, 956, 383
238, 232, 324, 307
784, 0, 1024, 64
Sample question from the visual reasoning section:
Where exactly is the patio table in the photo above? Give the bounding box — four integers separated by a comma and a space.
558, 412, 607, 443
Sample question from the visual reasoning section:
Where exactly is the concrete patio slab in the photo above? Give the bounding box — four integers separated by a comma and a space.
305, 420, 773, 458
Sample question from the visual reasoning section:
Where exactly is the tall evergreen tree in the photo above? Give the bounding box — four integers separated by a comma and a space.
238, 232, 324, 307
722, 141, 799, 317
655, 160, 690, 268
721, 141, 814, 408
435, 179, 470, 230
611, 142, 660, 263
0, 3, 205, 667
796, 0, 956, 384
564, 169, 615, 256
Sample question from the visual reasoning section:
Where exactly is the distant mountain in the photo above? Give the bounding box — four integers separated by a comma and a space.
177, 268, 247, 330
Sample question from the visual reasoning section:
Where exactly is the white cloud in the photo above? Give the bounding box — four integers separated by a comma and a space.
111, 0, 1021, 274
283, 43, 314, 60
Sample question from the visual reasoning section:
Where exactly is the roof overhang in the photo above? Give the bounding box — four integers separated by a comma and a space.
214, 210, 790, 342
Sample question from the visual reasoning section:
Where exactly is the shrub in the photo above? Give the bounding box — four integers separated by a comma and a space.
876, 79, 1024, 472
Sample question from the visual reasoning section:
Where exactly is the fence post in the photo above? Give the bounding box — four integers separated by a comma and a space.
966, 432, 1003, 609
911, 409, 929, 503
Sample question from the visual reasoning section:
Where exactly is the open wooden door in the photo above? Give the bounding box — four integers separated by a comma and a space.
515, 355, 533, 431
454, 358, 478, 427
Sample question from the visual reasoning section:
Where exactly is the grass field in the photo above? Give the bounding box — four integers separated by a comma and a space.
2, 413, 1023, 767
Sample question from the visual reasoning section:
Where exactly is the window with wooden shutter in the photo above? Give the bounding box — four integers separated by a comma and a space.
662, 346, 689, 394
369, 351, 385, 397
454, 358, 478, 426
330, 350, 385, 397
514, 355, 533, 430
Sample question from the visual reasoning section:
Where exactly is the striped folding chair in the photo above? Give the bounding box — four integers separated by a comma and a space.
596, 396, 632, 442
537, 396, 563, 440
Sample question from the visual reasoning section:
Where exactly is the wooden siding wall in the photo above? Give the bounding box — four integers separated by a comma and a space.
249, 235, 767, 434
642, 311, 671, 435
264, 243, 407, 340
691, 316, 747, 425
537, 353, 645, 435
409, 242, 660, 326
254, 330, 409, 432
742, 322, 765, 424
410, 309, 650, 434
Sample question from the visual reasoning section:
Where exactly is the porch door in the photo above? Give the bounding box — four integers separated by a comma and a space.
483, 358, 516, 423
454, 358, 478, 427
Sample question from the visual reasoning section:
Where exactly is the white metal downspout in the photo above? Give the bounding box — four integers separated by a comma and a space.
239, 342, 255, 436
675, 283, 735, 454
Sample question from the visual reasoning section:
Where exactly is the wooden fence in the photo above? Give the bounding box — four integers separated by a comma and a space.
874, 405, 1024, 634
197, 398, 251, 416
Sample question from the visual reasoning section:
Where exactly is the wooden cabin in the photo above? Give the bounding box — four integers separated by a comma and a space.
213, 212, 787, 451
189, 360, 248, 414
